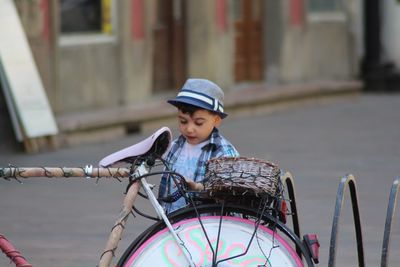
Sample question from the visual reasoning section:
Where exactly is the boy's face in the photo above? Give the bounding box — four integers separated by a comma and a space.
178, 109, 221, 145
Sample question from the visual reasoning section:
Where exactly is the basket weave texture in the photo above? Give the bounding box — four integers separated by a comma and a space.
204, 157, 280, 197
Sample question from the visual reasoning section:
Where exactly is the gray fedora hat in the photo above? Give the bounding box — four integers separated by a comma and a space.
167, 78, 228, 118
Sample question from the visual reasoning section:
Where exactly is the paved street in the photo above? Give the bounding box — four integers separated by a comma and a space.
1, 93, 400, 267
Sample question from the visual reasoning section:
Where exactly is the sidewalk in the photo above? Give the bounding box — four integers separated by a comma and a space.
56, 80, 362, 146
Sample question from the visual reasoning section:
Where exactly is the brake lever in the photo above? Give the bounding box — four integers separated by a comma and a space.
158, 176, 189, 203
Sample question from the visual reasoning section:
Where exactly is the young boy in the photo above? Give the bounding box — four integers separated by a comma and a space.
158, 78, 239, 214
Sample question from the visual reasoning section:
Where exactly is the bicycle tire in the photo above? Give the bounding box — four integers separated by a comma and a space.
117, 204, 313, 267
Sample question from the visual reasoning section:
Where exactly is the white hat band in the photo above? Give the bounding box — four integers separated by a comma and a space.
177, 91, 224, 113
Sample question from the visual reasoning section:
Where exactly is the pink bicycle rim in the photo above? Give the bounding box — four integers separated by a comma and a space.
125, 216, 303, 266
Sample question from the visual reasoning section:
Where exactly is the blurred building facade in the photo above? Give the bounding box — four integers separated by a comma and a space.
12, 0, 365, 117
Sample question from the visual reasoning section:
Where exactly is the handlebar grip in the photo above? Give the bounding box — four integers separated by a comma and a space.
0, 234, 32, 267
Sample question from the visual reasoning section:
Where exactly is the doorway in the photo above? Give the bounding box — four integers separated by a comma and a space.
152, 0, 187, 92
234, 0, 264, 81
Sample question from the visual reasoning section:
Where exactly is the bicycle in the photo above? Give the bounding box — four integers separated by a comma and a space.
1, 127, 319, 267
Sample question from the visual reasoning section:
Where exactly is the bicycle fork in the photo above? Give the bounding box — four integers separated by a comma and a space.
138, 164, 196, 267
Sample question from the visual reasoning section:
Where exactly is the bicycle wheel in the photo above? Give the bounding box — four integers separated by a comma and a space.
118, 204, 310, 267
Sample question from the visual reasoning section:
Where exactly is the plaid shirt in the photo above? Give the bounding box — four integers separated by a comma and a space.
158, 128, 239, 213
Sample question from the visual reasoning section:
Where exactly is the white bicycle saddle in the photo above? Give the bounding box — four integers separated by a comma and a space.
99, 127, 172, 167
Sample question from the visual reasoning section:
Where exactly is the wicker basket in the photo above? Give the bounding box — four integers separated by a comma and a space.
204, 157, 281, 198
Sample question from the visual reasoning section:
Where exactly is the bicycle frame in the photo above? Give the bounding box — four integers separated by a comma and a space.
0, 163, 196, 267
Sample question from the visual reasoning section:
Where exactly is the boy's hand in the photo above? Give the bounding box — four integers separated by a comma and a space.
186, 180, 204, 191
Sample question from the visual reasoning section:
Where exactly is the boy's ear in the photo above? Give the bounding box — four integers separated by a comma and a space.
214, 115, 222, 127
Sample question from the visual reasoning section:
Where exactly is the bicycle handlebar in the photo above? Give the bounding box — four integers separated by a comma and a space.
0, 234, 32, 267
0, 167, 130, 180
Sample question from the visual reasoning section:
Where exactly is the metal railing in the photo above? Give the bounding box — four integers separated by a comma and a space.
328, 174, 365, 267
380, 177, 400, 267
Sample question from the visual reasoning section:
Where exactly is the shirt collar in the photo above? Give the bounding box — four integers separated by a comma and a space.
176, 128, 220, 150
208, 127, 221, 147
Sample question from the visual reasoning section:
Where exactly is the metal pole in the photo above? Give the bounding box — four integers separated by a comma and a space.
362, 0, 384, 91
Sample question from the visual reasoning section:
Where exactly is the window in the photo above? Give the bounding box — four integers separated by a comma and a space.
308, 0, 342, 12
60, 0, 112, 34
307, 0, 345, 21
233, 0, 242, 20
